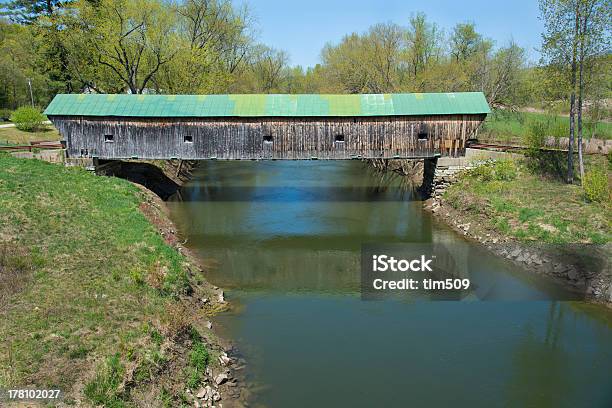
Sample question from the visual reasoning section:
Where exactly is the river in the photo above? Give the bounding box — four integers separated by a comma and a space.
167, 160, 612, 408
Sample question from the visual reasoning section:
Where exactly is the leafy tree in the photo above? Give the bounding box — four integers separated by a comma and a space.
321, 23, 404, 93
475, 41, 527, 107
540, 0, 611, 183
66, 0, 179, 94
0, 0, 68, 24
285, 64, 332, 93
250, 46, 289, 93
410, 61, 469, 92
321, 33, 372, 93
366, 23, 405, 92
284, 66, 308, 93
0, 19, 52, 108
405, 12, 443, 76
450, 22, 484, 61
575, 0, 610, 179
159, 0, 253, 93
540, 0, 581, 183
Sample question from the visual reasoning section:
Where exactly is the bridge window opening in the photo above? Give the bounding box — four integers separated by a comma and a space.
335, 134, 345, 143
418, 131, 429, 141
184, 135, 193, 143
104, 134, 114, 142
263, 135, 273, 144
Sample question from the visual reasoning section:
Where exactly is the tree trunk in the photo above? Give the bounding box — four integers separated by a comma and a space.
577, 23, 586, 182
567, 3, 580, 184
12, 80, 17, 110
568, 83, 576, 184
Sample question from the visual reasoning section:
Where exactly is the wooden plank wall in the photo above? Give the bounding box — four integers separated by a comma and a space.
50, 114, 486, 160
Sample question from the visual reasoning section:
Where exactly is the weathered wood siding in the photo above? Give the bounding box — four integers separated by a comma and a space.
49, 114, 486, 160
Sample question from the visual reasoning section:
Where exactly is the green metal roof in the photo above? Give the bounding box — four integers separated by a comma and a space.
44, 92, 490, 118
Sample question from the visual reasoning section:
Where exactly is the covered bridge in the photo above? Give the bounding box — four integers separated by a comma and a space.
44, 93, 490, 160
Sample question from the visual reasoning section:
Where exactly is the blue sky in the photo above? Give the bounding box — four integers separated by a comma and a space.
249, 0, 543, 67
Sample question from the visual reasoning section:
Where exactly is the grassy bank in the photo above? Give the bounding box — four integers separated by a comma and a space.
480, 110, 612, 144
443, 156, 611, 244
0, 154, 221, 406
0, 125, 60, 145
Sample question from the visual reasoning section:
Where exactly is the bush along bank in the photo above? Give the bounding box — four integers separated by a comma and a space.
424, 156, 612, 304
0, 154, 246, 407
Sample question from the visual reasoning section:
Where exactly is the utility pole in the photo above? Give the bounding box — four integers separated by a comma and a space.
27, 78, 34, 107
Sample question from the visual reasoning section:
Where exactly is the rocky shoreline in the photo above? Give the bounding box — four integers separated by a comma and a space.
424, 196, 612, 306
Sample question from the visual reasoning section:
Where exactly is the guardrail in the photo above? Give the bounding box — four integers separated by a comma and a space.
0, 140, 63, 152
467, 141, 570, 153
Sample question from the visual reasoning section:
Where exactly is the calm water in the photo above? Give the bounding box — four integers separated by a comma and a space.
167, 161, 612, 408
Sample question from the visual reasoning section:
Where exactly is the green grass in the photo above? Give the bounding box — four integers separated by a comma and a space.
0, 125, 60, 145
480, 110, 612, 143
0, 154, 195, 401
84, 354, 126, 408
185, 327, 210, 389
445, 157, 611, 244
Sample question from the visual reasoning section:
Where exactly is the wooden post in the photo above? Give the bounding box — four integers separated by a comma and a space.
175, 159, 184, 178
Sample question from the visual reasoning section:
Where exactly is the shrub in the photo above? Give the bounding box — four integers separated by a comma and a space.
161, 301, 191, 337
466, 162, 495, 182
0, 108, 12, 122
493, 159, 518, 181
466, 160, 518, 182
583, 167, 610, 203
522, 120, 567, 179
10, 106, 46, 132
522, 119, 547, 153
